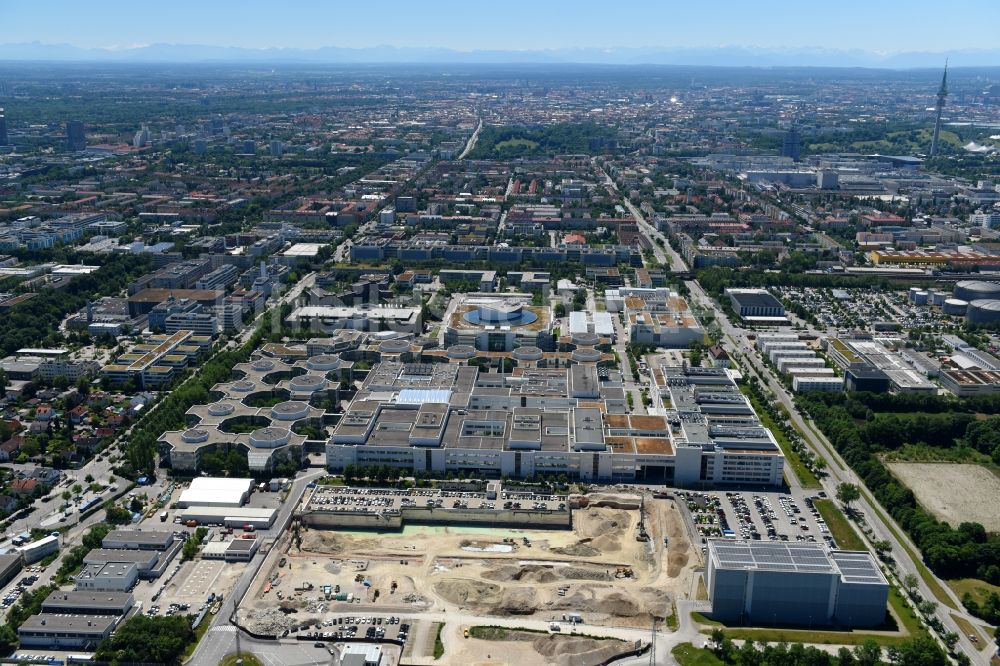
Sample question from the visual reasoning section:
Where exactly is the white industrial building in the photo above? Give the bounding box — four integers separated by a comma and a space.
177, 477, 253, 508
792, 375, 845, 392
177, 506, 277, 530
74, 562, 139, 592
567, 311, 615, 340
18, 535, 58, 564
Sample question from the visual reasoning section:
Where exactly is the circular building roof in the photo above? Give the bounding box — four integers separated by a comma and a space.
446, 345, 477, 359
306, 354, 341, 371
955, 280, 1000, 301
289, 374, 327, 393
463, 302, 537, 327
232, 380, 256, 392
572, 347, 602, 363
251, 359, 276, 372
270, 400, 311, 421
249, 426, 291, 449
379, 339, 410, 353
207, 402, 236, 417
572, 332, 600, 346
512, 345, 544, 361
182, 428, 210, 443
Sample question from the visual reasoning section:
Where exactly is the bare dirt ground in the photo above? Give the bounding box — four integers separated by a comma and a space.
241, 492, 697, 634
888, 462, 1000, 531
448, 627, 633, 666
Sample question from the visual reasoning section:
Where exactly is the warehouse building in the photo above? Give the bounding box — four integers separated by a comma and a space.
201, 536, 261, 562
102, 529, 174, 551
17, 535, 58, 564
726, 288, 785, 318
177, 506, 277, 530
18, 614, 119, 649
0, 553, 22, 589
706, 540, 888, 627
74, 562, 139, 592
176, 477, 253, 508
41, 591, 135, 616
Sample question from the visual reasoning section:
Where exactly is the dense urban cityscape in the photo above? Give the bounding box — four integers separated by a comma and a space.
0, 5, 999, 665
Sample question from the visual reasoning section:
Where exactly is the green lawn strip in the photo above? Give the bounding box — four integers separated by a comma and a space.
699, 626, 912, 648
889, 586, 926, 639
949, 613, 984, 645
739, 385, 821, 488
814, 499, 866, 551
665, 601, 679, 630
219, 654, 264, 666
181, 618, 213, 661
671, 643, 724, 666
433, 622, 445, 659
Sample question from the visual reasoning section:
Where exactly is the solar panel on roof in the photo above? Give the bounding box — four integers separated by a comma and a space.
397, 389, 452, 405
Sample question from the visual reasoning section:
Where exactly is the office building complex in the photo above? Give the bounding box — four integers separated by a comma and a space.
327, 362, 784, 486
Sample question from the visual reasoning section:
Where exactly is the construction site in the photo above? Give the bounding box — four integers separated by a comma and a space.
237, 489, 698, 663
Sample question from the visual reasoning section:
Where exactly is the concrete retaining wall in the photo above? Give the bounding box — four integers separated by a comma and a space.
300, 506, 572, 530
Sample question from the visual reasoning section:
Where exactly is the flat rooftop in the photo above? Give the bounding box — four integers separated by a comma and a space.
710, 540, 887, 585
711, 540, 836, 574
41, 590, 134, 612
19, 614, 117, 633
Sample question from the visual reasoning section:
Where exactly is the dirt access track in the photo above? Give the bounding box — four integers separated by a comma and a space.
243, 491, 697, 633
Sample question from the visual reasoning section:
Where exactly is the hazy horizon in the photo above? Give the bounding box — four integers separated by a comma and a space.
2, 0, 999, 68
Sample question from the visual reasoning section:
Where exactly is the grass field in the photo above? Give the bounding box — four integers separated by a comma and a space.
672, 643, 724, 666
814, 499, 867, 551
947, 577, 1000, 607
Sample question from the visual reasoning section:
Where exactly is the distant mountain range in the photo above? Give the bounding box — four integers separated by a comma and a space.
0, 42, 997, 68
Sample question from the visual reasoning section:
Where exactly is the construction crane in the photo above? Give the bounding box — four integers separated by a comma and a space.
649, 617, 657, 665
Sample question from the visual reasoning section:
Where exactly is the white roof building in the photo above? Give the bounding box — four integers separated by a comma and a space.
177, 477, 253, 508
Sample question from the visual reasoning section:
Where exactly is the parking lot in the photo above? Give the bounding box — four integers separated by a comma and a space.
1, 568, 42, 613
680, 489, 834, 552
298, 613, 411, 644
304, 485, 567, 514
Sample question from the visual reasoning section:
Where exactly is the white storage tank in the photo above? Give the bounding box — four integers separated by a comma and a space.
913, 290, 929, 306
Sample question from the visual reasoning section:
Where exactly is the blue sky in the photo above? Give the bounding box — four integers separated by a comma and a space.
2, 0, 997, 52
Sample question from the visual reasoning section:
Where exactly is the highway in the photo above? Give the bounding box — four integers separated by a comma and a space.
457, 117, 483, 160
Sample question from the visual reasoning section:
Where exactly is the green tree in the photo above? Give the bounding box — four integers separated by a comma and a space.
94, 615, 195, 664
836, 482, 861, 512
